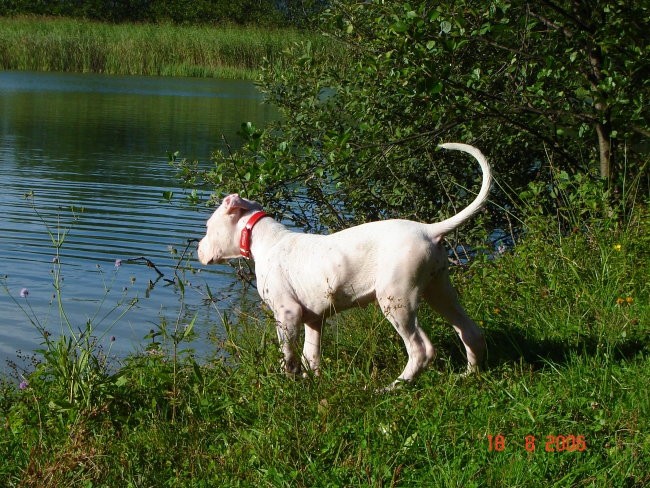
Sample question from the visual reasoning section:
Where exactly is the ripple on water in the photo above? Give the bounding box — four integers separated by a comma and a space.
1, 71, 276, 363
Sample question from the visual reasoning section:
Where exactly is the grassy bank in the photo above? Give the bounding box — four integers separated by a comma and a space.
1, 179, 648, 486
0, 16, 340, 80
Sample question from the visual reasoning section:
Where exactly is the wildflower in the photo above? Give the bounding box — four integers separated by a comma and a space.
612, 244, 622, 251
626, 297, 634, 305
616, 297, 625, 306
493, 307, 501, 315
19, 288, 29, 298
19, 380, 28, 390
115, 259, 122, 268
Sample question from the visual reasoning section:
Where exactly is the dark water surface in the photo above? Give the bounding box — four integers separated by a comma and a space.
0, 70, 276, 364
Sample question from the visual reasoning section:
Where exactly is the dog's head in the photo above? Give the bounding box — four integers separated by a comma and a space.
197, 193, 263, 265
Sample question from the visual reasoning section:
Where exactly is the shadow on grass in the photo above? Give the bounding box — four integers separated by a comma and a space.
479, 325, 650, 370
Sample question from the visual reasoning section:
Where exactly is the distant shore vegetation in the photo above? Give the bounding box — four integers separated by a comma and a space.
0, 15, 343, 80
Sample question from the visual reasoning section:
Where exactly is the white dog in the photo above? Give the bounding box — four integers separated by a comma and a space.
198, 143, 490, 389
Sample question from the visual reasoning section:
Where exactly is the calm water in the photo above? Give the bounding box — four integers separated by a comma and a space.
0, 71, 276, 364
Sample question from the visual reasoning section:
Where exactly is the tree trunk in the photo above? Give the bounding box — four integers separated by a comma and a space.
589, 45, 612, 180
595, 120, 611, 179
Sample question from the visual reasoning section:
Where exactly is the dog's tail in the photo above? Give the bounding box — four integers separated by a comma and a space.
428, 143, 492, 236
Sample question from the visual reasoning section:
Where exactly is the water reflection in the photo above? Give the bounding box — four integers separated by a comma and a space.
0, 71, 276, 363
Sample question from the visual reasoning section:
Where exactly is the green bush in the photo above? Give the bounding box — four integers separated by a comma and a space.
186, 0, 648, 238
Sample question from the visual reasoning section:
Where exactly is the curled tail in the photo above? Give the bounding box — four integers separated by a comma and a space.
429, 143, 492, 236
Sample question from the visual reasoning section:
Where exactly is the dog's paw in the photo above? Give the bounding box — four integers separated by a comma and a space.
281, 361, 302, 378
459, 363, 482, 378
374, 378, 410, 394
301, 368, 321, 380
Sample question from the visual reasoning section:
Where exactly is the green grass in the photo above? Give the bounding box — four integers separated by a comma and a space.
0, 178, 648, 486
0, 16, 343, 79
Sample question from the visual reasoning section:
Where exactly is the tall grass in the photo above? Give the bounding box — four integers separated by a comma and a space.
0, 172, 648, 486
0, 16, 342, 79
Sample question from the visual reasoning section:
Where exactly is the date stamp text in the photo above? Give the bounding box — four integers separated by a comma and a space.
487, 434, 587, 452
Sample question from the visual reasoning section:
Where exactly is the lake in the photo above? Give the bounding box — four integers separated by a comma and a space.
0, 70, 277, 366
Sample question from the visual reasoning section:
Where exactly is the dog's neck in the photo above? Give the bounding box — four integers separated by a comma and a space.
239, 211, 268, 258
239, 214, 291, 262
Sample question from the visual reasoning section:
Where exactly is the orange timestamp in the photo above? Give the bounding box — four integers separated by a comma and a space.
487, 434, 587, 452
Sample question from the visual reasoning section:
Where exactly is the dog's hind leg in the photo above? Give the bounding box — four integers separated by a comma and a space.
377, 290, 436, 388
423, 270, 485, 373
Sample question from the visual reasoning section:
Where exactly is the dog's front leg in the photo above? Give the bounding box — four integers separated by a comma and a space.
302, 321, 322, 376
275, 303, 303, 376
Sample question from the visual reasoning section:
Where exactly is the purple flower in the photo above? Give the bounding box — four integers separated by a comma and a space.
115, 259, 122, 268
19, 380, 29, 390
19, 288, 29, 298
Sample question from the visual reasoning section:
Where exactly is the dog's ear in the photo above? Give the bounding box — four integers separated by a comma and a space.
222, 194, 262, 214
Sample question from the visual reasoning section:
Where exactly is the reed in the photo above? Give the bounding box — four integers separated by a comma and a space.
0, 16, 340, 79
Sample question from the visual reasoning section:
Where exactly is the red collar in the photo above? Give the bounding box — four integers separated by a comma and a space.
239, 211, 268, 258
